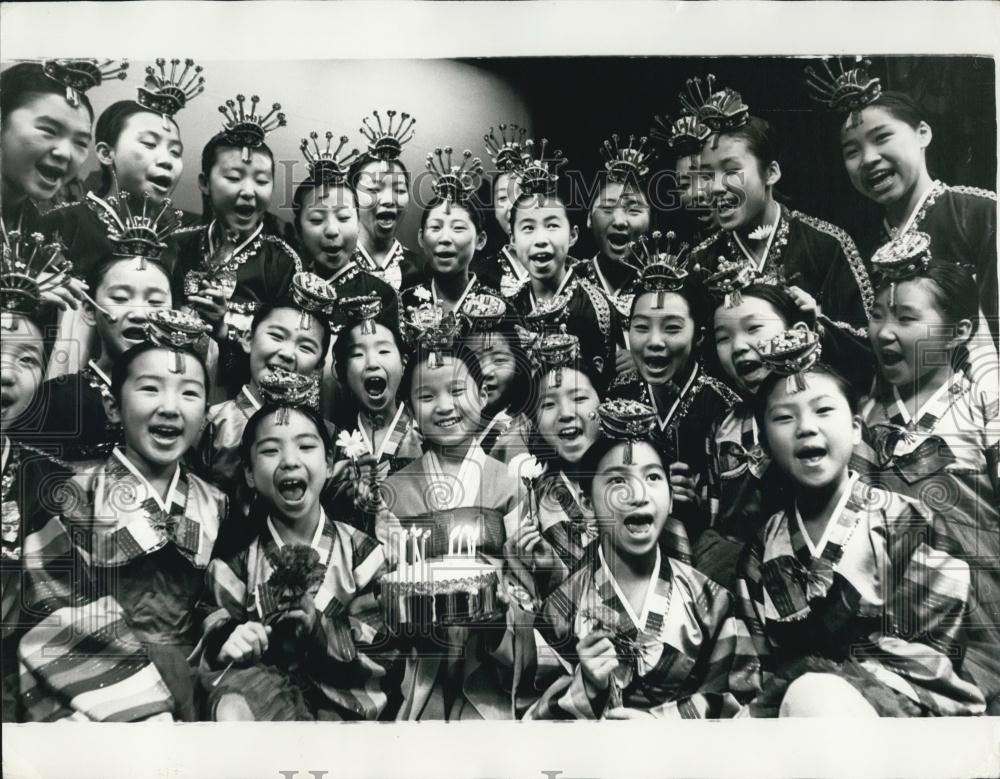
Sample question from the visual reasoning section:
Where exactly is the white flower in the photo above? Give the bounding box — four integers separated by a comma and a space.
748, 224, 774, 242
336, 429, 369, 460
413, 286, 432, 302
508, 453, 544, 483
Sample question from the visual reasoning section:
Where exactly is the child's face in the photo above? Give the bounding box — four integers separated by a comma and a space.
629, 292, 696, 385
840, 106, 931, 208
697, 135, 777, 232
245, 408, 331, 523
467, 333, 516, 410
419, 203, 485, 277
592, 441, 671, 559
248, 307, 326, 388
713, 295, 788, 395
409, 355, 483, 449
493, 172, 520, 236
512, 197, 578, 283
344, 323, 404, 416
0, 93, 91, 203
200, 148, 273, 235
112, 348, 206, 470
761, 373, 860, 492
869, 278, 957, 389
297, 184, 359, 275
355, 160, 409, 241
0, 314, 45, 432
86, 259, 172, 359
98, 111, 182, 204
536, 368, 601, 463
589, 181, 650, 263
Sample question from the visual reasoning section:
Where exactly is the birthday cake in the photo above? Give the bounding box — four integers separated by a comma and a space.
380, 555, 500, 630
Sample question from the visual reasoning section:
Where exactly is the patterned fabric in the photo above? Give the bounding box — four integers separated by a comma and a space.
737, 478, 988, 716
525, 543, 760, 719
199, 514, 396, 720
197, 385, 261, 494
355, 240, 424, 292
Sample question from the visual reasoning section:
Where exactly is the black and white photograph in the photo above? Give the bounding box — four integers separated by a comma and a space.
1, 2, 998, 777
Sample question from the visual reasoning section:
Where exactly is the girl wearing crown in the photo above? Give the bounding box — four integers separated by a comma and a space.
523, 401, 760, 720
172, 95, 302, 399
736, 339, 987, 717
19, 323, 227, 721
821, 60, 998, 349
198, 380, 398, 721
652, 114, 718, 247
683, 77, 873, 343
347, 110, 423, 292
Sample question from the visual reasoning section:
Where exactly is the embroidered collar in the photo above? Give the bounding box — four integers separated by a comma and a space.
597, 543, 662, 631
528, 265, 576, 311
327, 259, 361, 286
357, 403, 409, 461
647, 363, 700, 431
591, 253, 632, 299
266, 510, 327, 554
86, 360, 112, 389
111, 447, 182, 512
883, 179, 946, 239
501, 245, 529, 280
793, 472, 858, 558
731, 203, 783, 274
207, 218, 264, 260
889, 371, 966, 433
357, 239, 403, 272
432, 273, 478, 312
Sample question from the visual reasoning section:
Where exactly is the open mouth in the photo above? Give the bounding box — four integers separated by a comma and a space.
121, 325, 147, 342
558, 425, 582, 442
606, 233, 630, 251
734, 357, 766, 379
530, 251, 554, 266
375, 210, 397, 228
233, 202, 257, 220
0, 392, 15, 410
866, 168, 895, 194
715, 195, 741, 217
623, 512, 654, 537
320, 243, 344, 256
149, 423, 183, 446
147, 172, 173, 193
436, 415, 462, 429
35, 161, 65, 186
795, 444, 828, 466
363, 375, 387, 400
277, 478, 307, 502
879, 350, 905, 367
643, 354, 671, 371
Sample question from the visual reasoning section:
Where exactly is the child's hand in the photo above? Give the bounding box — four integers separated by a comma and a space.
669, 462, 698, 506
505, 522, 559, 571
40, 276, 88, 311
615, 347, 636, 376
188, 284, 230, 337
785, 285, 821, 321
218, 622, 271, 666
578, 629, 619, 693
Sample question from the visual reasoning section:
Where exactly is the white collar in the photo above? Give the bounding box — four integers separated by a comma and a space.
1, 437, 9, 475
432, 273, 477, 312
241, 385, 262, 411
328, 259, 359, 285
591, 253, 621, 298
794, 472, 858, 558
648, 363, 700, 431
502, 246, 528, 280
529, 266, 574, 309
87, 359, 112, 386
890, 372, 963, 429
357, 404, 406, 460
357, 239, 402, 271
208, 218, 263, 258
732, 204, 782, 274
112, 447, 182, 512
598, 543, 661, 629
426, 445, 486, 511
267, 510, 326, 552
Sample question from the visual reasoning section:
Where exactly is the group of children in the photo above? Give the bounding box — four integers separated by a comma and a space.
1, 57, 997, 722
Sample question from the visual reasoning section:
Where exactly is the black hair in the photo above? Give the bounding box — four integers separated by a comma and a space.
199, 132, 276, 221
238, 402, 334, 474
460, 323, 533, 417
630, 275, 714, 347
588, 173, 651, 212
715, 116, 781, 174
398, 342, 485, 405
527, 358, 607, 466
248, 300, 333, 363
346, 154, 411, 190
94, 100, 180, 195
331, 311, 406, 385
752, 361, 858, 436
508, 190, 575, 236
712, 282, 804, 327
844, 90, 926, 131
0, 63, 95, 123
291, 177, 360, 233
419, 196, 485, 235
85, 255, 173, 298
575, 437, 668, 501
110, 340, 211, 403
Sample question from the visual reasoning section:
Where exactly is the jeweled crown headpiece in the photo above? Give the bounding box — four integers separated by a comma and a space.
359, 109, 416, 162
402, 301, 462, 369
651, 114, 711, 159
597, 399, 657, 464
426, 147, 484, 205
625, 230, 691, 308
461, 292, 507, 332
137, 58, 205, 129
530, 325, 580, 388
290, 272, 338, 331
43, 59, 129, 108
517, 138, 566, 196
300, 131, 360, 186
870, 230, 933, 306
258, 366, 321, 423
339, 293, 383, 336
704, 255, 758, 308
522, 290, 571, 335
600, 133, 654, 184
678, 74, 750, 149
144, 309, 210, 373
484, 123, 528, 174
86, 191, 184, 268
218, 94, 287, 162
756, 323, 822, 394
804, 56, 882, 127
0, 231, 73, 327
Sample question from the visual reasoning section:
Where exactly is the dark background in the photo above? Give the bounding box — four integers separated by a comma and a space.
467, 55, 997, 257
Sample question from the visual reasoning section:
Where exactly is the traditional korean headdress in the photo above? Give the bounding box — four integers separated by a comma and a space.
257, 366, 321, 424
300, 131, 361, 186
144, 308, 211, 373
651, 113, 711, 159
517, 138, 567, 196
218, 93, 287, 162
756, 322, 822, 394
42, 58, 129, 108
522, 289, 572, 335
600, 133, 654, 184
804, 56, 882, 128
528, 326, 579, 389
358, 109, 416, 162
704, 255, 758, 308
0, 231, 73, 329
869, 230, 932, 306
86, 191, 184, 269
402, 301, 462, 369
597, 399, 657, 465
137, 58, 205, 130
461, 292, 508, 347
425, 146, 484, 208
290, 272, 338, 331
678, 74, 750, 149
624, 230, 691, 308
484, 123, 529, 174
339, 293, 383, 337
